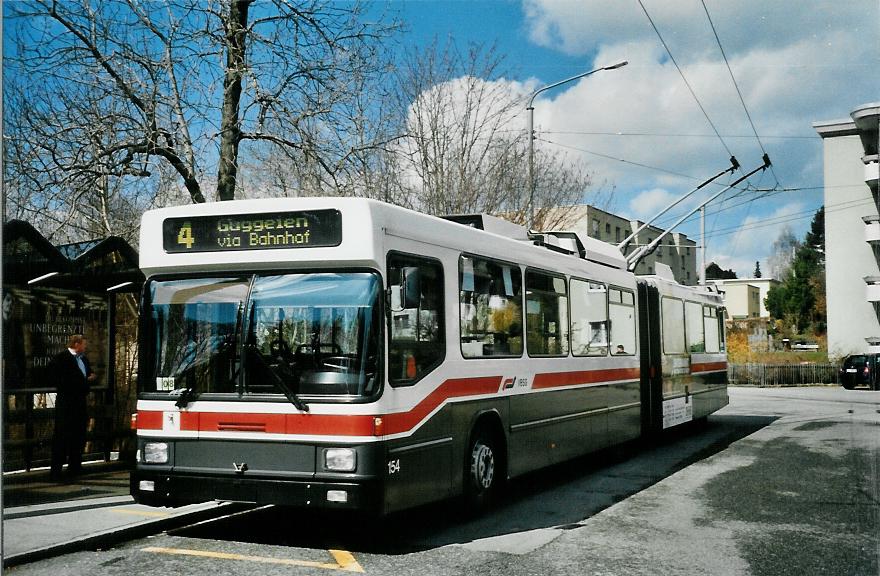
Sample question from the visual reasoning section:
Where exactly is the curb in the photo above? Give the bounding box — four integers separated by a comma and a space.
3, 495, 135, 520
2, 501, 253, 568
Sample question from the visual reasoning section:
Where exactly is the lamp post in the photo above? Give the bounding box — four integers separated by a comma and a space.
526, 60, 628, 229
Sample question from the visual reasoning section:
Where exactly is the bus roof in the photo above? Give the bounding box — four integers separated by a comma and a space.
140, 198, 632, 281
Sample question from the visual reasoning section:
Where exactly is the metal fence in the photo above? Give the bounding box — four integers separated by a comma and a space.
728, 363, 839, 387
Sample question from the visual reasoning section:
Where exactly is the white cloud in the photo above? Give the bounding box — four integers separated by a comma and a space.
517, 0, 877, 273
708, 201, 808, 277
628, 187, 677, 219
523, 0, 874, 62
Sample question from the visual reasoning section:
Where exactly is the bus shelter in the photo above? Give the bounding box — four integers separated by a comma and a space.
2, 220, 144, 471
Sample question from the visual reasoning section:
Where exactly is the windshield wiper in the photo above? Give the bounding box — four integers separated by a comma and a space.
172, 386, 200, 408
247, 345, 309, 412
268, 366, 310, 413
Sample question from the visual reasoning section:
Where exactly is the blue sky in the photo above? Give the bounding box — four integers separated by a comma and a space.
387, 0, 880, 277
5, 1, 877, 277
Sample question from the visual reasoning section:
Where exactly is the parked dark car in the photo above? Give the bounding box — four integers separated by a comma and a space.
839, 354, 880, 390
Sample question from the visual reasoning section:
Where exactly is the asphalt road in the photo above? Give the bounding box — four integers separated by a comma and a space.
6, 386, 879, 576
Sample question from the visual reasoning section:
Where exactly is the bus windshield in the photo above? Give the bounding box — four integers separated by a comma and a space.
143, 272, 382, 401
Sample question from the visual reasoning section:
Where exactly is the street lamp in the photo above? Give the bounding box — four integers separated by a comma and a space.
526, 60, 628, 229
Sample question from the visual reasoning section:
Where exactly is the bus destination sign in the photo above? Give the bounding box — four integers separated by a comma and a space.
162, 209, 342, 253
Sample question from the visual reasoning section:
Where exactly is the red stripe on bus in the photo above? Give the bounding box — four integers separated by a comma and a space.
136, 370, 641, 436
287, 414, 376, 436
532, 367, 641, 389
382, 375, 502, 435
137, 411, 163, 430
690, 362, 727, 373
181, 411, 199, 431
199, 412, 287, 433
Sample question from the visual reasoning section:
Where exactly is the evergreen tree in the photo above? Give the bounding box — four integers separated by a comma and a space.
764, 206, 826, 333
705, 262, 737, 280
754, 261, 762, 278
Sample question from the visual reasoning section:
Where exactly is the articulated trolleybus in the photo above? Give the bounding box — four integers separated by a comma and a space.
131, 198, 728, 514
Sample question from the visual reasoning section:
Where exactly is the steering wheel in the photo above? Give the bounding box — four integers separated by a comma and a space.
321, 356, 355, 371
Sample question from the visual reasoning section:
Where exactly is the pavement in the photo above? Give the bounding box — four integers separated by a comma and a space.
1, 461, 233, 568
2, 386, 878, 574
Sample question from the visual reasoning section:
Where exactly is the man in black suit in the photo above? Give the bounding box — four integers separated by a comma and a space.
50, 334, 97, 480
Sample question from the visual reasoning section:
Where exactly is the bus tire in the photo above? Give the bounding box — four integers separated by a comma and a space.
464, 427, 501, 512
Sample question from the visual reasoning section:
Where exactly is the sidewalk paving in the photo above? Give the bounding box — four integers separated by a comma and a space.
2, 462, 231, 567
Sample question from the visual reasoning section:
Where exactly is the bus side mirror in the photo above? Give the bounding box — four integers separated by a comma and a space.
402, 267, 421, 309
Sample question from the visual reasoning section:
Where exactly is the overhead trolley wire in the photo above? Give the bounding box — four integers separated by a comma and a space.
536, 136, 705, 182
700, 0, 782, 189
702, 196, 872, 241
537, 137, 753, 197
541, 130, 818, 140
637, 0, 735, 160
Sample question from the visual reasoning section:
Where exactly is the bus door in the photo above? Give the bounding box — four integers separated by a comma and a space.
637, 282, 663, 436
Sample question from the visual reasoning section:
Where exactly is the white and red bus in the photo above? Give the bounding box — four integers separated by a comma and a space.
131, 198, 727, 513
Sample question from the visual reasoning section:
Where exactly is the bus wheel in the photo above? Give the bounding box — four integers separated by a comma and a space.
465, 429, 498, 511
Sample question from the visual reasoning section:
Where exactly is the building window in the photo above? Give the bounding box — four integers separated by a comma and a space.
605, 223, 611, 238
681, 255, 685, 268
615, 227, 621, 242
591, 218, 600, 238
687, 247, 691, 256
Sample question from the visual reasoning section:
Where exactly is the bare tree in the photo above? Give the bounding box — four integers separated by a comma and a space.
382, 40, 598, 228
4, 0, 398, 234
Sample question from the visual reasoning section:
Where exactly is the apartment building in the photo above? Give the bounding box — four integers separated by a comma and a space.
813, 102, 880, 356
560, 205, 698, 285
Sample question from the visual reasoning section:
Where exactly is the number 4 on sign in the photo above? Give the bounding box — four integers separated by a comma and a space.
177, 223, 195, 249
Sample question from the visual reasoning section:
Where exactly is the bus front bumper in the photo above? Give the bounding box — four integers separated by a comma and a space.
131, 470, 380, 512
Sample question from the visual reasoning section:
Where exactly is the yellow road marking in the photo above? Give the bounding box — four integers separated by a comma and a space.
111, 508, 172, 518
142, 546, 364, 572
329, 549, 365, 572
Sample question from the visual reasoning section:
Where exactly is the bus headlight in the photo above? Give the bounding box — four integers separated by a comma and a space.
143, 442, 169, 464
324, 448, 357, 472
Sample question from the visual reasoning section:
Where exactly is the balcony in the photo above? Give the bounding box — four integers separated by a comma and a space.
864, 215, 880, 243
865, 156, 879, 192
867, 337, 880, 354
865, 276, 880, 302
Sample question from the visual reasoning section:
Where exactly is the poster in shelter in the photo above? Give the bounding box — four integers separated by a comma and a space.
2, 286, 108, 389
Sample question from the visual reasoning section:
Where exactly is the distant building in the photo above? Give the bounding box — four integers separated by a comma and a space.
813, 102, 880, 356
709, 278, 780, 319
558, 205, 698, 285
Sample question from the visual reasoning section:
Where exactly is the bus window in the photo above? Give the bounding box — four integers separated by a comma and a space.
685, 301, 705, 353
459, 256, 522, 358
662, 297, 685, 354
244, 273, 382, 397
387, 253, 445, 385
147, 277, 249, 394
704, 306, 721, 353
526, 270, 569, 357
570, 279, 608, 356
609, 287, 636, 355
